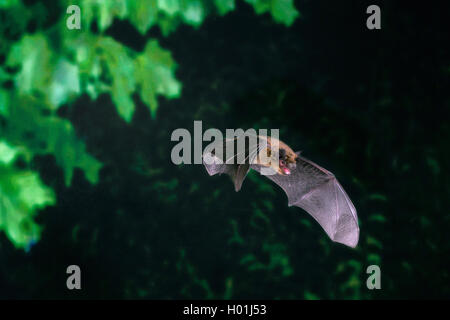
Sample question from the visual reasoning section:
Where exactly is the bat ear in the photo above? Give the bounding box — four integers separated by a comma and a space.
295, 151, 302, 156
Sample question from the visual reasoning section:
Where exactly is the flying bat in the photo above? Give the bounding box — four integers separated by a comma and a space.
202, 134, 359, 248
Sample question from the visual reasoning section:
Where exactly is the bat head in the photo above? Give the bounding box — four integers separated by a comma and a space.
278, 148, 297, 175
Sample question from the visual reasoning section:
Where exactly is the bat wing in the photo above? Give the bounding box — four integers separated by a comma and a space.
204, 156, 249, 192
251, 155, 359, 248
203, 137, 259, 191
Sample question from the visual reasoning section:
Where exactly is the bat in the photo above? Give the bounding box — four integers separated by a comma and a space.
202, 134, 359, 248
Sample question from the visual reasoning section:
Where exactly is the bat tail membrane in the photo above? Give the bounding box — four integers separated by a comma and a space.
293, 177, 359, 248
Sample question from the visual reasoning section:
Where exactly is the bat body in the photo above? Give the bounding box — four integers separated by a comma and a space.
203, 134, 360, 248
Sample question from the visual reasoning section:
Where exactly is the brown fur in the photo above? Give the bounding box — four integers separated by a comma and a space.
255, 135, 298, 175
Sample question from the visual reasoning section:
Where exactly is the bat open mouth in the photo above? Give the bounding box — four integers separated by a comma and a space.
279, 160, 291, 175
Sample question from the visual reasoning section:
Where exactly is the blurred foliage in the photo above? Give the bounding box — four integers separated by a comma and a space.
0, 140, 55, 248
0, 1, 298, 253
0, 0, 448, 301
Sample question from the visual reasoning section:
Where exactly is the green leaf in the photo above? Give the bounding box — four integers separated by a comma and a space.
135, 40, 181, 117
6, 34, 81, 110
180, 0, 205, 26
269, 0, 299, 26
245, 0, 299, 26
77, 0, 206, 35
158, 0, 182, 16
214, 0, 235, 15
0, 165, 55, 249
65, 34, 106, 101
127, 0, 159, 34
80, 0, 128, 32
98, 37, 137, 122
49, 59, 80, 108
6, 34, 52, 98
0, 140, 20, 165
3, 95, 102, 186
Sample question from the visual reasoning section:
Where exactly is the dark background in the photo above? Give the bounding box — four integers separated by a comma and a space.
0, 0, 449, 299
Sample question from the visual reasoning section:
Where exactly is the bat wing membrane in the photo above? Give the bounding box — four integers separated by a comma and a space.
203, 137, 260, 191
251, 155, 359, 248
